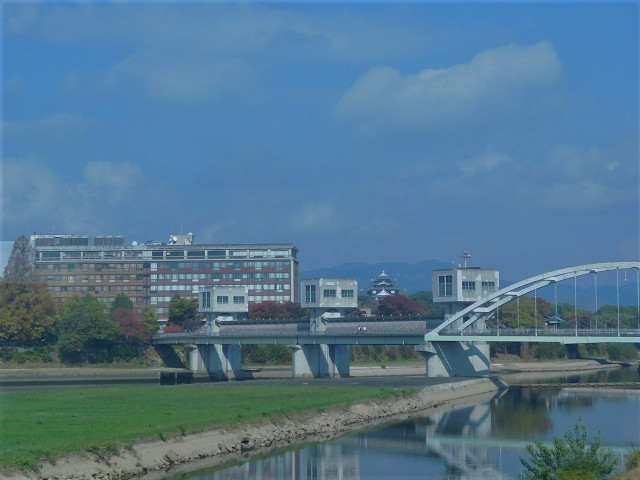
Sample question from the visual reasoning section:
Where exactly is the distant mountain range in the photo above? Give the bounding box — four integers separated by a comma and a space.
300, 260, 639, 311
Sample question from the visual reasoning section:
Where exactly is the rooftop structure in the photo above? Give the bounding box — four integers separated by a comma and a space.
432, 262, 499, 317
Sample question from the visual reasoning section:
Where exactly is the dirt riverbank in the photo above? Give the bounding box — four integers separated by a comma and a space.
2, 377, 503, 480
1, 359, 635, 479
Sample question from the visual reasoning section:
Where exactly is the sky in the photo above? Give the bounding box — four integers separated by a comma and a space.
2, 1, 639, 283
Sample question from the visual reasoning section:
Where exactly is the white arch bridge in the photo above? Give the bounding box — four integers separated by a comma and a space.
425, 262, 640, 344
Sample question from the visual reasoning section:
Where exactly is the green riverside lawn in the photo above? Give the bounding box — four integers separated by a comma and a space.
1, 383, 412, 469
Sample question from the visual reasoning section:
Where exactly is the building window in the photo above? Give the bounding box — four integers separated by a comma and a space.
305, 285, 316, 303
462, 281, 476, 291
233, 296, 244, 304
201, 291, 210, 309
323, 289, 336, 298
217, 296, 228, 304
438, 275, 453, 296
482, 281, 496, 291
341, 289, 354, 298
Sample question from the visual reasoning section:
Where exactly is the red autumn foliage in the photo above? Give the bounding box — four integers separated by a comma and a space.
375, 295, 430, 316
162, 325, 183, 333
248, 301, 308, 320
112, 307, 150, 341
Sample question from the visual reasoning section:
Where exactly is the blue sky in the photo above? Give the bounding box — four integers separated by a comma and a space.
2, 1, 638, 282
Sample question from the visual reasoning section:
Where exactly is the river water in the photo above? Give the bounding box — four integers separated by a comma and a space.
177, 368, 640, 480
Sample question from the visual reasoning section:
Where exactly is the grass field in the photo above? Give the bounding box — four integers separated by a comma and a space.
0, 383, 410, 469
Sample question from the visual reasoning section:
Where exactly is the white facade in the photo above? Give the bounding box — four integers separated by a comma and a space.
199, 285, 249, 316
301, 278, 358, 310
433, 267, 499, 305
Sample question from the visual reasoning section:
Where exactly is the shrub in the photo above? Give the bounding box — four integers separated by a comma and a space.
606, 343, 638, 362
626, 449, 640, 470
531, 343, 566, 360
519, 419, 617, 480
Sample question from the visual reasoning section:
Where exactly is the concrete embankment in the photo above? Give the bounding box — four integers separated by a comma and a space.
2, 377, 503, 480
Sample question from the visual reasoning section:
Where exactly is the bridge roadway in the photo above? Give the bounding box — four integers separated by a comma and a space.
153, 327, 430, 346
425, 327, 640, 344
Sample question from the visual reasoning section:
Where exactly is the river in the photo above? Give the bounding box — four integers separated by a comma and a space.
175, 367, 640, 480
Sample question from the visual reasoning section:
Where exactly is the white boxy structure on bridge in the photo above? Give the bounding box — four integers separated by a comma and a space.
296, 278, 358, 378
189, 286, 249, 379
418, 266, 499, 377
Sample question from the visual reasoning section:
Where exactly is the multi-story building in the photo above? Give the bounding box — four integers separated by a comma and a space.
31, 232, 299, 320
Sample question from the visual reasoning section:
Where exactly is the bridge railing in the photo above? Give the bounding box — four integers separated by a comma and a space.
438, 327, 640, 337
153, 328, 430, 340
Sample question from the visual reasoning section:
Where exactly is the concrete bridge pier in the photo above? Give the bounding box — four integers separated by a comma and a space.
291, 344, 350, 378
416, 341, 490, 377
189, 344, 242, 380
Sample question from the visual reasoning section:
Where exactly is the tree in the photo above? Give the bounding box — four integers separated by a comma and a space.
110, 293, 134, 315
519, 419, 617, 480
0, 235, 57, 345
112, 307, 150, 360
410, 291, 443, 317
142, 306, 159, 332
493, 297, 552, 329
3, 235, 35, 282
56, 294, 120, 363
168, 294, 200, 331
249, 301, 307, 320
375, 295, 429, 316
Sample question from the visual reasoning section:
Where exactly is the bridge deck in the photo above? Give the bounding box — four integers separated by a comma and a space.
426, 328, 640, 343
153, 328, 429, 345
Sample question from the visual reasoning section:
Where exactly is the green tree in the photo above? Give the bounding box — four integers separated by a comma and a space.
519, 419, 617, 480
57, 294, 120, 363
496, 297, 552, 329
410, 291, 443, 317
597, 305, 639, 329
3, 235, 36, 281
168, 294, 200, 331
142, 306, 159, 332
605, 343, 638, 362
0, 235, 57, 345
110, 293, 134, 315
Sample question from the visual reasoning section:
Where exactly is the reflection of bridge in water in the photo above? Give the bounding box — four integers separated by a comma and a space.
206, 443, 360, 480
343, 387, 632, 479
200, 386, 633, 479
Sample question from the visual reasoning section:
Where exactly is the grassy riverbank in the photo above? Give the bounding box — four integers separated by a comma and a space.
1, 383, 412, 469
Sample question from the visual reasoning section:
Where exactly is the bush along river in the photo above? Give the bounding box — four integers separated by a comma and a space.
174, 367, 640, 480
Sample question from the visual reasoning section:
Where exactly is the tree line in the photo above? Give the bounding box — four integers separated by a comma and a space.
0, 235, 637, 365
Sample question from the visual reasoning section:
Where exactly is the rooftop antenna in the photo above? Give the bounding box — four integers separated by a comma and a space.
461, 251, 471, 268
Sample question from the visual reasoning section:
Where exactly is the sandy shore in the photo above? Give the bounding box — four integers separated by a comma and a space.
2, 377, 503, 480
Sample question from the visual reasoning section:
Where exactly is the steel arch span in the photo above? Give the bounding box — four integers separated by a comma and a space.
429, 262, 640, 336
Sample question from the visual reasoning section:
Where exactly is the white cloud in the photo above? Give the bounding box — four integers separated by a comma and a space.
2, 157, 156, 235
105, 51, 254, 103
83, 161, 145, 191
1, 156, 62, 224
335, 42, 562, 133
290, 202, 341, 234
3, 113, 94, 140
531, 142, 637, 210
457, 150, 512, 176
